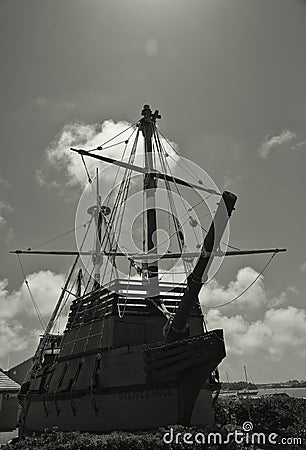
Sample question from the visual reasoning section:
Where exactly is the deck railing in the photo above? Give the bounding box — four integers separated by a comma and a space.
65, 279, 190, 329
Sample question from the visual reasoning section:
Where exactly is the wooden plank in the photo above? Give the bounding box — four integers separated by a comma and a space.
146, 352, 219, 381
145, 339, 224, 372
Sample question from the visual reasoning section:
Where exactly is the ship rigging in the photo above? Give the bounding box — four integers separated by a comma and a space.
11, 105, 286, 435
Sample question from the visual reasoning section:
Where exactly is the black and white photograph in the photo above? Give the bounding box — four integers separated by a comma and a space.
0, 1, 305, 448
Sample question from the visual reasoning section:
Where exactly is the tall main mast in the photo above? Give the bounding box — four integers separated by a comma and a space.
139, 105, 161, 297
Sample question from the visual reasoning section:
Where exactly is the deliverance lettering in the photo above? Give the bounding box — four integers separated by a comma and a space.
119, 388, 174, 400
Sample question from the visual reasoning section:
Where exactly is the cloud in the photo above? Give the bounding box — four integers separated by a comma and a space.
200, 266, 287, 321
37, 119, 179, 193
258, 130, 297, 159
35, 169, 61, 189
206, 306, 306, 360
0, 200, 14, 242
0, 279, 22, 320
223, 171, 243, 190
291, 141, 306, 151
0, 270, 66, 367
0, 200, 13, 218
300, 262, 306, 272
19, 270, 66, 317
0, 271, 66, 323
37, 120, 135, 189
0, 320, 28, 359
0, 173, 10, 188
201, 266, 306, 381
0, 264, 304, 381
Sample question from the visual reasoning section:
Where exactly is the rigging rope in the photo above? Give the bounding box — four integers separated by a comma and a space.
17, 255, 46, 329
117, 260, 133, 319
77, 130, 136, 292
79, 138, 142, 352
76, 119, 278, 323
157, 127, 213, 191
196, 221, 242, 252
201, 252, 277, 309
50, 215, 94, 332
99, 139, 130, 150
26, 219, 91, 251
154, 131, 191, 255
88, 122, 139, 152
188, 194, 214, 212
100, 129, 140, 286
153, 127, 199, 283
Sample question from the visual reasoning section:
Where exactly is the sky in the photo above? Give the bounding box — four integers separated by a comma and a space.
0, 0, 306, 383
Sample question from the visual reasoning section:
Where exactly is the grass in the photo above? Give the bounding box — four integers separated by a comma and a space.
1, 394, 305, 449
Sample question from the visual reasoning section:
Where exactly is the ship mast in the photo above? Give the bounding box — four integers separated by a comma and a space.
139, 105, 161, 297
12, 105, 286, 303
93, 168, 102, 288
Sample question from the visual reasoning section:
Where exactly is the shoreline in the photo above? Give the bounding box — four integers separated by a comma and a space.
220, 386, 306, 399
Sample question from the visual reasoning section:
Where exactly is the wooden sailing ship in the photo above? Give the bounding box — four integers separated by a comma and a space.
11, 105, 285, 435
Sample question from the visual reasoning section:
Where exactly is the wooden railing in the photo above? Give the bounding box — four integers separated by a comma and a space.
65, 279, 190, 330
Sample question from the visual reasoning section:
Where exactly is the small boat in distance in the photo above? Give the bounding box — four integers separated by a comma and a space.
219, 371, 238, 397
237, 366, 258, 397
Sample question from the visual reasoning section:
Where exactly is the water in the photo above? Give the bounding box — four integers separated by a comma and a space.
258, 387, 306, 398
220, 387, 306, 399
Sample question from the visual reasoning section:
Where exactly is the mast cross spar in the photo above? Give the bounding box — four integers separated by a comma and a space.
10, 248, 287, 258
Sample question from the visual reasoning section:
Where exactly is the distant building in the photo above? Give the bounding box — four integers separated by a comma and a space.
0, 370, 20, 432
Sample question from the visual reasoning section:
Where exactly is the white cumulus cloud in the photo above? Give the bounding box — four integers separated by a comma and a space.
0, 270, 66, 368
38, 120, 136, 188
206, 306, 306, 360
0, 320, 28, 359
37, 119, 179, 191
201, 266, 306, 381
258, 130, 297, 159
200, 266, 286, 321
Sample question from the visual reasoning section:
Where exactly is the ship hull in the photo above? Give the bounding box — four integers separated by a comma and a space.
23, 384, 213, 434
20, 330, 225, 435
